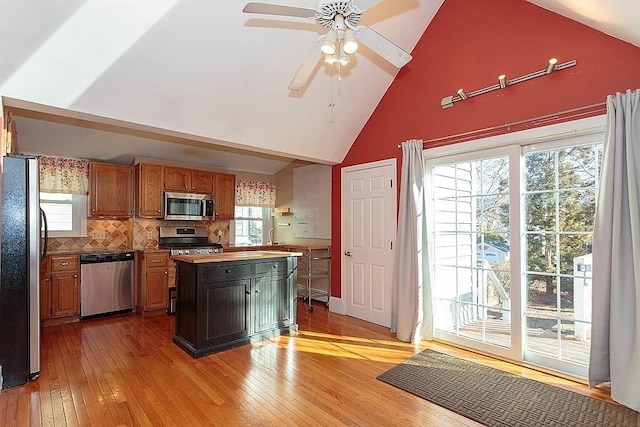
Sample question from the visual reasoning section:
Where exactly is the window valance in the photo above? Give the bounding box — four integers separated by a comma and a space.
39, 156, 89, 195
235, 180, 276, 208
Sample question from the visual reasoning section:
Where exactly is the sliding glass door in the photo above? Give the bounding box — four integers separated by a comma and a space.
426, 122, 603, 378
428, 146, 521, 361
522, 143, 602, 376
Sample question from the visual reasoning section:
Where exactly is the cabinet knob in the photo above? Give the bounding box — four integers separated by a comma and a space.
245, 290, 250, 295
225, 269, 231, 274
255, 289, 261, 293
165, 271, 168, 275
73, 274, 78, 278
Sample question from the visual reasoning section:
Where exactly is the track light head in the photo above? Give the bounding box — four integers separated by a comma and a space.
457, 88, 468, 100
546, 58, 558, 74
498, 75, 507, 89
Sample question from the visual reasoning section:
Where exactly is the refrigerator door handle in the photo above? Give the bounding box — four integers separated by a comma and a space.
40, 208, 48, 261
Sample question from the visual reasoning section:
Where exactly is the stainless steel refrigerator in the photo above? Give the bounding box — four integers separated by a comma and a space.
1, 155, 44, 389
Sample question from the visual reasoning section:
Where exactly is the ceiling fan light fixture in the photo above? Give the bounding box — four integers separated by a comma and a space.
324, 53, 338, 64
339, 52, 350, 66
343, 29, 358, 54
321, 30, 338, 55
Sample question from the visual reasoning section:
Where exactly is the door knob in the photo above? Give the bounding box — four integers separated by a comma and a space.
344, 251, 352, 257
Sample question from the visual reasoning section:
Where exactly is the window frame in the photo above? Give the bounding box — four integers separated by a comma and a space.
40, 192, 88, 238
230, 206, 273, 246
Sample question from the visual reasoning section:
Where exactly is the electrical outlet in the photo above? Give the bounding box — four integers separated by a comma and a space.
92, 231, 106, 240
218, 230, 224, 238
147, 231, 155, 240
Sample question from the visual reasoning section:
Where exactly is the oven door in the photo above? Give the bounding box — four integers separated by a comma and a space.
164, 192, 214, 220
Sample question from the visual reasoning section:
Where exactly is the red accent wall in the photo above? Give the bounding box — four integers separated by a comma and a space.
330, 0, 640, 298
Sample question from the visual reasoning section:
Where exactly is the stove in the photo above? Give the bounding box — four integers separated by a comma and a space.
158, 226, 223, 256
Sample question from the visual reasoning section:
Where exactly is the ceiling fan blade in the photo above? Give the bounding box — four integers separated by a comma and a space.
350, 0, 384, 13
289, 37, 324, 91
242, 2, 317, 19
354, 26, 412, 68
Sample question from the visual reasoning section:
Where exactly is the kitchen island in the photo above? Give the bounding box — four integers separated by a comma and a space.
172, 250, 302, 358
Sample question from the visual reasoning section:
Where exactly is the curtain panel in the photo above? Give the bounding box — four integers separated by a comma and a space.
235, 180, 276, 208
589, 89, 640, 412
39, 156, 89, 195
392, 139, 433, 343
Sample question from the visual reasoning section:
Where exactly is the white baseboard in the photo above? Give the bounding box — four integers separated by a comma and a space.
329, 296, 345, 314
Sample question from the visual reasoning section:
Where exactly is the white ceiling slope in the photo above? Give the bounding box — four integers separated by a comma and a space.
527, 0, 640, 48
2, 1, 640, 174
0, 0, 443, 169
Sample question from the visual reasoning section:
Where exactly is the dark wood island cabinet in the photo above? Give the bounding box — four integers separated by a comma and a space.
172, 251, 301, 358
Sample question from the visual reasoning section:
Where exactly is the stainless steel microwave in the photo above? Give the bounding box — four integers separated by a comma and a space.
164, 192, 215, 221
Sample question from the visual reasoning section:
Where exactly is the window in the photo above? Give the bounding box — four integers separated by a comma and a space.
231, 206, 272, 246
40, 192, 88, 237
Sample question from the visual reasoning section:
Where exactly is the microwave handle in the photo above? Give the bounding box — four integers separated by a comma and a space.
203, 198, 212, 217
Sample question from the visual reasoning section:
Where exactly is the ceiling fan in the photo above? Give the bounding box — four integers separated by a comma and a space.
242, 0, 412, 91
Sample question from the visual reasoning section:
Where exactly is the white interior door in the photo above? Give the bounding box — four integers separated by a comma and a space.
341, 159, 396, 327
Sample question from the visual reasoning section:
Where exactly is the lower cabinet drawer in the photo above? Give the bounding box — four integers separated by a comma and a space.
201, 263, 252, 281
255, 260, 286, 275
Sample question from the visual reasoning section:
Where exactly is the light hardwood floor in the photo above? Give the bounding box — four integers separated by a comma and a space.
0, 301, 613, 426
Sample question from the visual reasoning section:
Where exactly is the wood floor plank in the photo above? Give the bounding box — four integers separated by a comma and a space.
0, 301, 615, 426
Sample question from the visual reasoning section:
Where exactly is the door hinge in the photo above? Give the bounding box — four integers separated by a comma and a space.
390, 179, 393, 188
391, 241, 393, 250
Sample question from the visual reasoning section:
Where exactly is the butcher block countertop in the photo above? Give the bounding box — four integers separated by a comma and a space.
172, 250, 303, 264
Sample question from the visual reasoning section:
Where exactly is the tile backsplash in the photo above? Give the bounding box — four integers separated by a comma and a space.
47, 218, 230, 252
132, 218, 230, 250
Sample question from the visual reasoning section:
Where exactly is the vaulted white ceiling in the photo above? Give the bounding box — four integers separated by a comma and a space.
2, 0, 639, 174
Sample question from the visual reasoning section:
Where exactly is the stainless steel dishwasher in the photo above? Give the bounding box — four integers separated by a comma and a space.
80, 251, 135, 319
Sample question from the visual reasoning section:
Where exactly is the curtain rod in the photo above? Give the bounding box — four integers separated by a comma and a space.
397, 102, 606, 148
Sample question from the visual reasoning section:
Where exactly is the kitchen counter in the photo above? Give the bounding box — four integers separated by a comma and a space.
172, 250, 302, 264
173, 251, 299, 358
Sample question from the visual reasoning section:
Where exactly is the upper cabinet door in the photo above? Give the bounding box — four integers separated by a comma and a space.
136, 163, 164, 218
191, 170, 213, 194
89, 162, 133, 217
214, 173, 236, 220
164, 167, 191, 192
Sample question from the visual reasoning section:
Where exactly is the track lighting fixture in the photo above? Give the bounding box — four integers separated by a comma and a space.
498, 75, 507, 89
441, 58, 577, 109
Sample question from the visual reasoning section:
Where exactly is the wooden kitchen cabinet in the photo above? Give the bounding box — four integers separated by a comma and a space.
136, 163, 164, 218
164, 166, 213, 194
214, 173, 236, 219
42, 255, 80, 319
164, 166, 191, 192
89, 162, 133, 217
138, 252, 169, 316
191, 170, 213, 194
